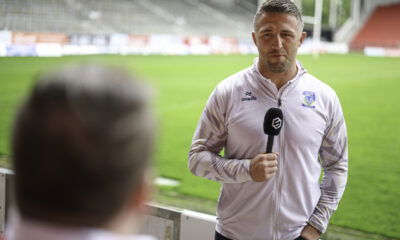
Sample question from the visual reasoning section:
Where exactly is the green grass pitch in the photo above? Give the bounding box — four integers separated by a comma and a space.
0, 54, 399, 239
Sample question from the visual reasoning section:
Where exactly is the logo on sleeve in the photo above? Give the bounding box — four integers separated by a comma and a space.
242, 91, 257, 101
302, 91, 316, 108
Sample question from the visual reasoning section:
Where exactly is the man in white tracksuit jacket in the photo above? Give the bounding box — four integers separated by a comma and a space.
188, 1, 348, 240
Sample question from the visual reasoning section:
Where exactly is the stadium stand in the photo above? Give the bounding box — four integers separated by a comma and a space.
2, 0, 399, 56
350, 2, 400, 50
0, 0, 256, 39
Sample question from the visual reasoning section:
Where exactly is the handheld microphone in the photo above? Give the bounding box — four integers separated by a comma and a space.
263, 107, 283, 153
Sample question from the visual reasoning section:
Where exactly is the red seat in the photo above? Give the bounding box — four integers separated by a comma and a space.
350, 3, 400, 50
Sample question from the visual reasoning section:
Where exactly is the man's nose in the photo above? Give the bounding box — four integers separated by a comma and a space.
271, 35, 283, 49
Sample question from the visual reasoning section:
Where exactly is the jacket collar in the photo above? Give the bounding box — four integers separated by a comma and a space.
251, 57, 307, 85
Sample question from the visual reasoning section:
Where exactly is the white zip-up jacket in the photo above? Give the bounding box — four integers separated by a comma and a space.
188, 58, 348, 240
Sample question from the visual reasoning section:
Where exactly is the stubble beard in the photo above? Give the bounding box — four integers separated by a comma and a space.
266, 58, 290, 73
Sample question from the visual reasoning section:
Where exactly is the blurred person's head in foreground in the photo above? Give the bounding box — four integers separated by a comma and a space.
10, 64, 156, 240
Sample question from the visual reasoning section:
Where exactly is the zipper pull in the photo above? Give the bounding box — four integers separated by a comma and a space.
278, 98, 282, 107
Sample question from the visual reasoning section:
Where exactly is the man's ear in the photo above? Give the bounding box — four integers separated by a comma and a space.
299, 31, 307, 46
252, 32, 258, 47
126, 175, 152, 214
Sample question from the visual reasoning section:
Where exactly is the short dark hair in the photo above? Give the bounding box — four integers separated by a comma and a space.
254, 0, 303, 30
12, 64, 154, 227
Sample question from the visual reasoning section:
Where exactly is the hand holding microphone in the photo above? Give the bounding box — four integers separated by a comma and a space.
250, 108, 283, 182
250, 153, 278, 182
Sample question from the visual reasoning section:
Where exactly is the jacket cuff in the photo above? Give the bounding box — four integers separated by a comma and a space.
239, 159, 252, 182
308, 215, 327, 234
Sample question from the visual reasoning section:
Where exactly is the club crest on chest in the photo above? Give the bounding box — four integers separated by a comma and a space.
301, 91, 316, 109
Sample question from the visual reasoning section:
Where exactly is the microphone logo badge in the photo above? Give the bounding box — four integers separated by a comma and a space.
272, 117, 282, 130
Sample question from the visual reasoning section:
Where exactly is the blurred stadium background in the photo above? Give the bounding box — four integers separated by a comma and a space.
0, 0, 400, 239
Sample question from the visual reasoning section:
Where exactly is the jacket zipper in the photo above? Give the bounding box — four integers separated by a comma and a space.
272, 87, 286, 240
270, 67, 305, 239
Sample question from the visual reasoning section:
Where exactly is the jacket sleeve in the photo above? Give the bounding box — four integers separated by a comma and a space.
188, 87, 252, 183
309, 94, 348, 233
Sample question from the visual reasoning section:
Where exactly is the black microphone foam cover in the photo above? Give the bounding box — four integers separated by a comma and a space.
263, 107, 283, 136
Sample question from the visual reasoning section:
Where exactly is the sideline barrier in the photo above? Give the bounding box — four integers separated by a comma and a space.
140, 204, 216, 240
0, 168, 13, 236
3, 167, 393, 240
0, 168, 216, 240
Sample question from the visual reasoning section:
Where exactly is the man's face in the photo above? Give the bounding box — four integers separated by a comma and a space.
252, 12, 306, 74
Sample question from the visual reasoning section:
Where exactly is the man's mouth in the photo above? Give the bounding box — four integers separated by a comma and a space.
269, 52, 286, 57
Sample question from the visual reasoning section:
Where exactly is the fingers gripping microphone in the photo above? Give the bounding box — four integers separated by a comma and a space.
263, 107, 283, 153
